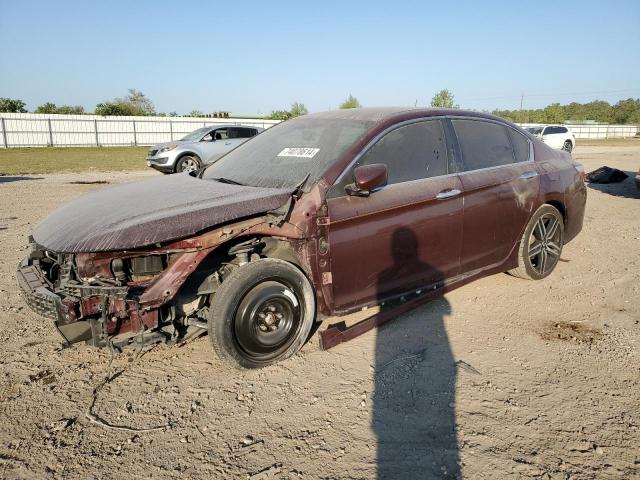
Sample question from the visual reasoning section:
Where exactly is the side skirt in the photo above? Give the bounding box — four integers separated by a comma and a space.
319, 262, 509, 350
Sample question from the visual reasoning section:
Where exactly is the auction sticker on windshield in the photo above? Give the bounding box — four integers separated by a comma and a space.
277, 147, 320, 158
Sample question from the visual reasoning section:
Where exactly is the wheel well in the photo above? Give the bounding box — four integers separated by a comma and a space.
545, 200, 566, 225
174, 152, 201, 171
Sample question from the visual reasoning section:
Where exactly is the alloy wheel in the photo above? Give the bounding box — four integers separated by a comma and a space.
180, 157, 199, 173
528, 213, 562, 275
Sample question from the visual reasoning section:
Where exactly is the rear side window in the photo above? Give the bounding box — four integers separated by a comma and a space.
229, 127, 256, 139
451, 120, 515, 171
358, 120, 448, 184
508, 129, 530, 163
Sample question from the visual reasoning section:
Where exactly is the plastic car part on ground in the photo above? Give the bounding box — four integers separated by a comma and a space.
586, 166, 629, 184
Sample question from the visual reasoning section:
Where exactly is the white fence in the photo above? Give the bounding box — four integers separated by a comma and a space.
0, 113, 637, 148
518, 123, 639, 139
0, 113, 281, 148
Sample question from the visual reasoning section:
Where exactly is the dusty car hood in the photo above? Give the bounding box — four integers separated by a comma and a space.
33, 174, 293, 253
151, 140, 189, 149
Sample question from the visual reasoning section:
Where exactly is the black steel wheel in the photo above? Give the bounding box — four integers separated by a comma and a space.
562, 140, 573, 153
208, 258, 315, 368
509, 204, 564, 280
176, 155, 201, 173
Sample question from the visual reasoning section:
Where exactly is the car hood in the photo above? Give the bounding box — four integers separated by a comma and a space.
151, 140, 189, 150
33, 174, 293, 253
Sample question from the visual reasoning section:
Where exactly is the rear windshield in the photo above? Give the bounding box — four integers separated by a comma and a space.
202, 116, 374, 189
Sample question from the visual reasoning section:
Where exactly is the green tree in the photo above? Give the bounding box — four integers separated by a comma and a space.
430, 89, 458, 108
612, 98, 640, 124
125, 89, 155, 115
0, 97, 27, 113
169, 111, 178, 117
189, 110, 204, 117
95, 89, 155, 116
35, 102, 58, 114
268, 110, 293, 121
542, 103, 565, 124
36, 102, 84, 114
289, 102, 308, 117
339, 94, 361, 109
95, 101, 141, 116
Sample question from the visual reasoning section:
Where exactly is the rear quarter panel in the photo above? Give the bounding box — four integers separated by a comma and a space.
534, 140, 586, 244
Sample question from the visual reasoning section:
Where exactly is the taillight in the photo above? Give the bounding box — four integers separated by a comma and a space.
573, 162, 586, 182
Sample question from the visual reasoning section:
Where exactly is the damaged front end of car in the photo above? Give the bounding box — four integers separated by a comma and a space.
17, 238, 210, 349
17, 206, 315, 352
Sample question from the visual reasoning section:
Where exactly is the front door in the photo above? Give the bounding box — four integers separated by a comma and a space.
450, 118, 540, 273
325, 119, 464, 313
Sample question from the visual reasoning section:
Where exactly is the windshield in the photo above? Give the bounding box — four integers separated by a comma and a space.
525, 127, 543, 135
180, 127, 210, 141
202, 116, 374, 189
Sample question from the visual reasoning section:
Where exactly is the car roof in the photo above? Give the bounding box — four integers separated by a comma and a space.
303, 107, 509, 125
200, 124, 261, 130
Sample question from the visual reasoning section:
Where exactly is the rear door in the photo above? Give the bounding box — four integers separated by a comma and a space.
228, 127, 257, 148
326, 119, 463, 312
450, 118, 539, 274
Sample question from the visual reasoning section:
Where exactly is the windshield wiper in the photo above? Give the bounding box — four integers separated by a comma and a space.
211, 177, 245, 186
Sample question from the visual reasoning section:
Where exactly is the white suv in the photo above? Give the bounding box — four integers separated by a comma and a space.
525, 125, 575, 152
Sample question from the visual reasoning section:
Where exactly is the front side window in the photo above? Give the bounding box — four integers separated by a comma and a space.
214, 129, 229, 140
357, 120, 449, 184
452, 119, 515, 171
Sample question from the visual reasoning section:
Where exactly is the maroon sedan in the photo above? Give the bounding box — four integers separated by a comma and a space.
18, 108, 586, 368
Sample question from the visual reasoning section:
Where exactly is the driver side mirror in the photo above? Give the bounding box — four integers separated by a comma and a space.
345, 164, 388, 197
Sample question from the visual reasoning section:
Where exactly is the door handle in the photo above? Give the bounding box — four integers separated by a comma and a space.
436, 188, 461, 200
519, 171, 539, 180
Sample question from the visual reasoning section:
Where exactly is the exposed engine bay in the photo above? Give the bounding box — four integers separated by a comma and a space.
17, 233, 299, 351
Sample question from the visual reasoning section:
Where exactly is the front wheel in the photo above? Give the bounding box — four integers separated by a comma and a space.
176, 155, 201, 173
509, 204, 564, 280
562, 140, 573, 153
208, 258, 316, 369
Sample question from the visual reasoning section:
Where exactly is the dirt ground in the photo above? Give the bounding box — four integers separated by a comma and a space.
0, 146, 638, 480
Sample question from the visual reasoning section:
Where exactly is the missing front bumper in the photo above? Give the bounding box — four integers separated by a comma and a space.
17, 259, 92, 345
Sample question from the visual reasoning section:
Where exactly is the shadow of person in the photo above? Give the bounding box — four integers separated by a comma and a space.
373, 227, 459, 479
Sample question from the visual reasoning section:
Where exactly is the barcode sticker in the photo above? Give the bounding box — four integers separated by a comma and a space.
277, 147, 320, 158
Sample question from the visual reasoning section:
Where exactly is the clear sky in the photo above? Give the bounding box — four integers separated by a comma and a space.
1, 0, 639, 115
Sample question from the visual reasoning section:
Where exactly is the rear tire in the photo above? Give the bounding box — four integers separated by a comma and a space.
208, 258, 316, 369
509, 204, 564, 280
176, 155, 201, 173
562, 140, 573, 153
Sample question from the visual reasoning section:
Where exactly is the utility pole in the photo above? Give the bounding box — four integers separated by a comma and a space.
520, 92, 524, 110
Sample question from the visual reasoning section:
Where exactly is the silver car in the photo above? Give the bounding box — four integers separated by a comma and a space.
146, 125, 263, 173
